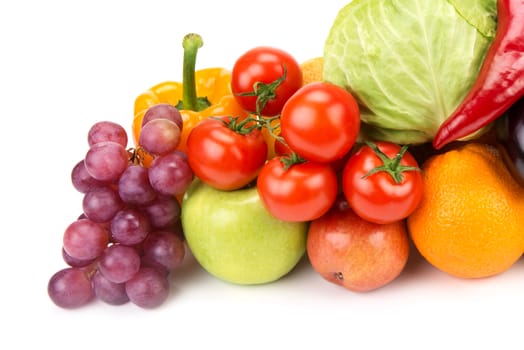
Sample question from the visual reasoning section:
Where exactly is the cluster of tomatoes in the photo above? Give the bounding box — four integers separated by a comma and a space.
185, 46, 424, 225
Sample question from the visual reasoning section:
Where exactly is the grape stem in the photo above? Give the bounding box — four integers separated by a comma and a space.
128, 146, 149, 166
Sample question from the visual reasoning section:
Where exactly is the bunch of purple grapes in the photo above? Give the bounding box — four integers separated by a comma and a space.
48, 104, 193, 309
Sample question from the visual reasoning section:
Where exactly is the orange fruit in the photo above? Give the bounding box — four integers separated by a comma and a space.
407, 142, 524, 279
300, 57, 323, 85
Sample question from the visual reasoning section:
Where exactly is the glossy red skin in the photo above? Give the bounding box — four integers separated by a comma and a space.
342, 142, 423, 224
307, 197, 410, 292
274, 134, 292, 156
231, 46, 303, 116
433, 0, 524, 149
280, 82, 360, 163
186, 117, 268, 191
257, 157, 338, 222
275, 135, 352, 173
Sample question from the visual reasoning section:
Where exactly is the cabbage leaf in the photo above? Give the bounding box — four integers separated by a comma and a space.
323, 0, 497, 144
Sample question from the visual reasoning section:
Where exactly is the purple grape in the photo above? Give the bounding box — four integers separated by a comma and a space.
48, 267, 94, 309
125, 267, 169, 309
78, 212, 112, 231
62, 247, 96, 268
141, 195, 181, 229
63, 218, 110, 261
159, 218, 185, 241
142, 103, 183, 130
92, 270, 129, 305
139, 119, 181, 156
97, 244, 141, 283
142, 230, 185, 272
110, 208, 150, 245
71, 160, 106, 193
82, 186, 124, 223
148, 151, 193, 196
118, 165, 156, 205
84, 141, 129, 182
88, 121, 128, 148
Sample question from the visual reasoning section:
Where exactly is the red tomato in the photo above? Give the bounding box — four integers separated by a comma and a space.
186, 117, 268, 191
342, 142, 423, 224
257, 156, 338, 222
231, 46, 303, 116
274, 132, 292, 157
280, 82, 360, 163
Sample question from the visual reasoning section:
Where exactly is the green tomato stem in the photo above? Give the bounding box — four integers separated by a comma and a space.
236, 65, 288, 117
362, 141, 420, 184
280, 152, 306, 171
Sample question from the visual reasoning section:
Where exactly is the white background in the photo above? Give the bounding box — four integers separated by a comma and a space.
1, 0, 523, 349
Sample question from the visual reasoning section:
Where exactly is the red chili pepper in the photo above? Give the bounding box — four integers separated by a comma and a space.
432, 0, 524, 150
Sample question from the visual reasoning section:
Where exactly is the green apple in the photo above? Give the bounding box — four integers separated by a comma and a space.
181, 179, 308, 285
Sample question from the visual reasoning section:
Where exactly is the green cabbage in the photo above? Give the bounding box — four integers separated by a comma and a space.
323, 0, 497, 144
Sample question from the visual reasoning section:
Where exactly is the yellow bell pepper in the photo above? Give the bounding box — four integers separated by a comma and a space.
132, 33, 249, 154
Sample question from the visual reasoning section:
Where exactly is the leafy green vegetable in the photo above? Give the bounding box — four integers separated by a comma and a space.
323, 0, 497, 144
449, 0, 498, 38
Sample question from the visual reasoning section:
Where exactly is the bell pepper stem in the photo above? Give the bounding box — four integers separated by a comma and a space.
181, 33, 206, 111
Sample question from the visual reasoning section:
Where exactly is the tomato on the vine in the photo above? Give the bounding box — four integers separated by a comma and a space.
231, 46, 303, 116
257, 155, 338, 222
280, 81, 360, 163
342, 141, 423, 224
186, 116, 268, 191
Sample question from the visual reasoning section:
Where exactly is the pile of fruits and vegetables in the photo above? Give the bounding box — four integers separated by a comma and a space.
48, 0, 524, 309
